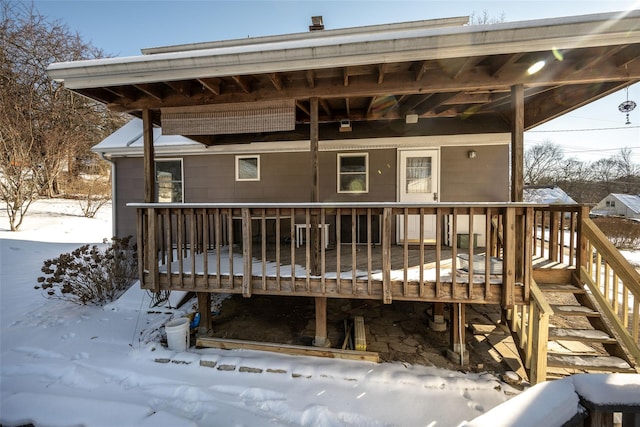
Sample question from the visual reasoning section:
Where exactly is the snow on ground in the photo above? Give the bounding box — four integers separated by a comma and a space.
1, 199, 524, 427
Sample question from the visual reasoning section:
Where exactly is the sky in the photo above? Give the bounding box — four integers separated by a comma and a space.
27, 0, 640, 163
2, 200, 639, 426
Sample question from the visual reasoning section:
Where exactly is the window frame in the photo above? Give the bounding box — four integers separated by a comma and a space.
337, 152, 369, 194
235, 155, 261, 182
154, 158, 184, 203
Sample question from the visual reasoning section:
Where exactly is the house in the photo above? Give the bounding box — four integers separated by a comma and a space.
48, 12, 640, 382
523, 185, 576, 205
591, 193, 640, 219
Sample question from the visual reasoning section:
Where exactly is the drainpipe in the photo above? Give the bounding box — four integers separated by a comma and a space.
98, 152, 116, 238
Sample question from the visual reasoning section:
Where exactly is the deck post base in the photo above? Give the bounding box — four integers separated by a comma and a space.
429, 315, 447, 332
313, 297, 329, 348
446, 348, 469, 365
196, 292, 213, 336
430, 303, 447, 331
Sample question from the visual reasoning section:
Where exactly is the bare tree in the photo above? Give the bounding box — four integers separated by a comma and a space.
469, 10, 506, 25
614, 147, 639, 178
524, 140, 564, 185
0, 1, 126, 230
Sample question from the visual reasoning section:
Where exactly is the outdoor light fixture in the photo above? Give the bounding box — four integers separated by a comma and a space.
339, 119, 352, 132
405, 114, 419, 124
527, 60, 546, 75
468, 150, 477, 159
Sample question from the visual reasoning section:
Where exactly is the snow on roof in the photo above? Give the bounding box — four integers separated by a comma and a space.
92, 118, 201, 155
611, 193, 640, 214
47, 10, 640, 89
523, 186, 576, 204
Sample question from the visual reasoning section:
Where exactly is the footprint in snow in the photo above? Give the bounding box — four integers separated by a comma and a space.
61, 332, 76, 340
72, 352, 90, 360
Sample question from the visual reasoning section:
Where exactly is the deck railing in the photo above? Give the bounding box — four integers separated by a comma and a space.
131, 202, 535, 306
532, 204, 585, 268
580, 217, 640, 364
509, 278, 553, 384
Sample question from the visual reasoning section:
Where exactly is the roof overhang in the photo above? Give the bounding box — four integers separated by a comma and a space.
48, 10, 640, 140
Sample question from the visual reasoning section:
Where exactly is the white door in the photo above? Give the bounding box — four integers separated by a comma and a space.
398, 150, 439, 243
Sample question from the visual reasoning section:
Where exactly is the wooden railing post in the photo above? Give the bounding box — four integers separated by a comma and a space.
147, 207, 159, 291
577, 205, 589, 271
549, 211, 560, 262
502, 207, 516, 308
241, 207, 252, 297
382, 208, 392, 304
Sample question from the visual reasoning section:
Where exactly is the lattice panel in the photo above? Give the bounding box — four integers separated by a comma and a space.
161, 100, 295, 135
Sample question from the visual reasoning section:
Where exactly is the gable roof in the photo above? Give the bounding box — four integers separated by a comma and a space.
610, 193, 640, 214
48, 11, 640, 142
523, 186, 576, 204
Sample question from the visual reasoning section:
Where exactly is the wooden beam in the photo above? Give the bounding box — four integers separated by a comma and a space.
343, 67, 349, 86
306, 70, 315, 89
197, 293, 212, 335
319, 98, 332, 117
313, 297, 328, 347
377, 64, 387, 84
241, 207, 252, 297
164, 81, 192, 97
267, 73, 283, 91
142, 109, 155, 203
231, 75, 251, 93
197, 78, 221, 95
310, 97, 320, 277
196, 337, 380, 362
296, 100, 310, 117
133, 83, 164, 101
511, 84, 524, 202
415, 61, 429, 81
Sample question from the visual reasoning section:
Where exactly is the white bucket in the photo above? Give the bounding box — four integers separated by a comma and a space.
165, 317, 190, 351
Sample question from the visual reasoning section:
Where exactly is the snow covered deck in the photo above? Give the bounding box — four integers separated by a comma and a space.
133, 203, 535, 306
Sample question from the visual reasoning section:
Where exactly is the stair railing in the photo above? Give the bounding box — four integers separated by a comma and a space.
579, 217, 640, 366
510, 278, 554, 385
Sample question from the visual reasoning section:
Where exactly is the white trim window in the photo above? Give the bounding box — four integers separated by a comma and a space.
155, 159, 183, 203
337, 153, 368, 193
236, 155, 260, 181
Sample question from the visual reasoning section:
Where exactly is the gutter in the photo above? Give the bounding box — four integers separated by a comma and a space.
98, 152, 117, 239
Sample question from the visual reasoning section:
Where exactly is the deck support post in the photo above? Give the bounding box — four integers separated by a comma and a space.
447, 303, 468, 365
142, 109, 155, 204
313, 297, 330, 347
429, 302, 447, 332
310, 97, 321, 276
197, 292, 212, 336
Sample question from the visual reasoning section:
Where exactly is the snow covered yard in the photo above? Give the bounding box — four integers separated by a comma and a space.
2, 199, 525, 426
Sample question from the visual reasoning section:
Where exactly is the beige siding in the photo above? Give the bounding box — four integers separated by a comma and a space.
112, 146, 507, 238
440, 145, 509, 202
114, 157, 144, 238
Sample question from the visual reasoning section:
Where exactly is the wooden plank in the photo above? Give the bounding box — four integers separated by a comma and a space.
382, 208, 392, 304
196, 337, 380, 363
502, 207, 516, 308
142, 109, 155, 203
314, 297, 328, 347
510, 84, 524, 202
242, 208, 252, 297
148, 208, 159, 291
581, 266, 640, 363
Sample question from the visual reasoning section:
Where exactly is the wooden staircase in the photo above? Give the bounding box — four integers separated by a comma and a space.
534, 273, 637, 380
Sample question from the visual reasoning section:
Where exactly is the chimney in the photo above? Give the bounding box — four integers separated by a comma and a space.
309, 16, 324, 31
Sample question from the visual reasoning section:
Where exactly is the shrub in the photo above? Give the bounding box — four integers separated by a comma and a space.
592, 217, 640, 250
36, 236, 137, 305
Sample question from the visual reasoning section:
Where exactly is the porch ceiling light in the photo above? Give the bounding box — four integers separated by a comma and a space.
405, 114, 419, 124
339, 119, 352, 132
527, 60, 546, 75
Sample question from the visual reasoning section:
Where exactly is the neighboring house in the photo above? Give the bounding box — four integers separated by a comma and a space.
523, 185, 576, 205
591, 193, 640, 219
48, 12, 640, 380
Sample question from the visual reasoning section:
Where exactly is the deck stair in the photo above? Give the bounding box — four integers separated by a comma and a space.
534, 277, 637, 379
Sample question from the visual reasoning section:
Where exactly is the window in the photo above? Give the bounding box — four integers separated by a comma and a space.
155, 159, 183, 203
338, 153, 368, 193
236, 155, 260, 181
606, 200, 615, 208
405, 156, 432, 194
